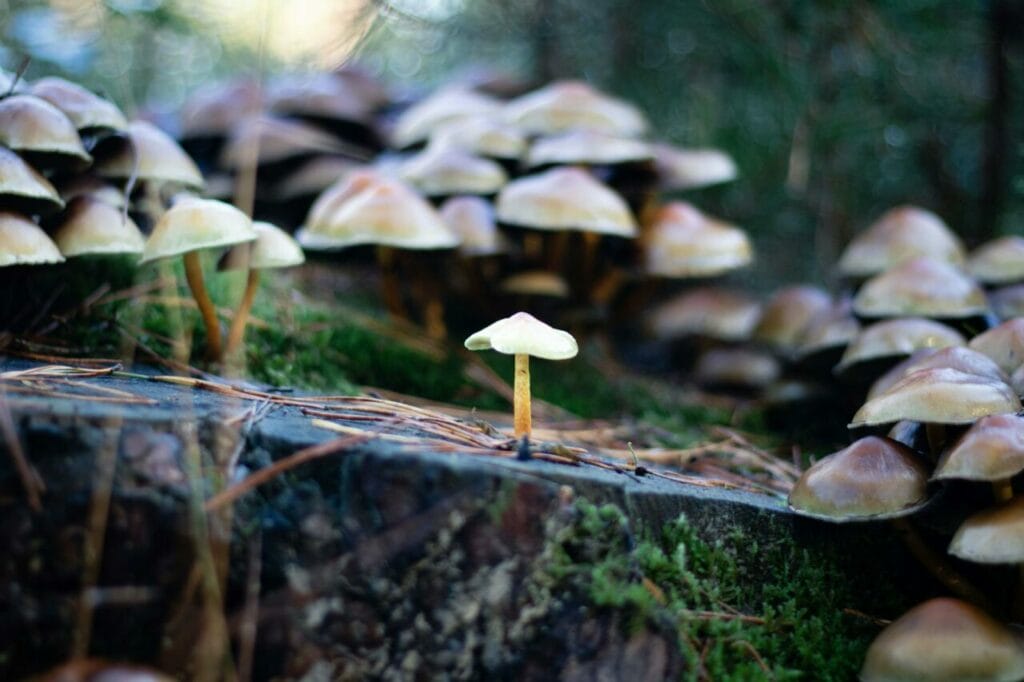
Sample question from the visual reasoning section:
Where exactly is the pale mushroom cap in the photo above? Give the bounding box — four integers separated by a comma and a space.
297, 173, 459, 250
499, 270, 570, 298
503, 80, 648, 137
935, 414, 1024, 482
853, 257, 988, 319
464, 311, 578, 360
751, 286, 832, 351
0, 145, 63, 211
439, 196, 508, 257
990, 285, 1024, 322
642, 201, 752, 277
526, 130, 653, 167
646, 287, 762, 342
788, 436, 928, 521
392, 87, 502, 149
429, 115, 528, 159
850, 367, 1021, 427
794, 303, 861, 359
0, 94, 90, 163
29, 76, 127, 133
861, 598, 1024, 682
398, 147, 507, 197
221, 221, 305, 271
694, 348, 780, 389
838, 205, 965, 278
968, 236, 1024, 286
266, 73, 372, 123
219, 115, 353, 169
52, 196, 144, 257
496, 167, 637, 237
0, 211, 64, 266
868, 347, 1009, 401
94, 120, 204, 189
272, 156, 365, 201
140, 197, 255, 263
837, 318, 966, 373
57, 175, 126, 209
651, 144, 738, 191
969, 318, 1024, 375
949, 496, 1024, 564
180, 79, 262, 138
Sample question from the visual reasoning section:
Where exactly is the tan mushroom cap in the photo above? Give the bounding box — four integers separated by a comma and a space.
850, 367, 1021, 427
0, 94, 90, 164
868, 347, 1009, 401
861, 598, 1024, 682
642, 201, 752, 278
788, 436, 928, 521
503, 80, 648, 138
429, 115, 528, 159
694, 348, 780, 389
794, 304, 861, 360
0, 145, 63, 213
140, 197, 255, 264
29, 77, 127, 133
496, 167, 637, 237
499, 270, 570, 298
392, 87, 502, 149
651, 144, 738, 191
935, 414, 1024, 482
51, 196, 144, 257
398, 147, 508, 197
990, 285, 1024, 321
465, 311, 578, 360
751, 286, 831, 351
0, 211, 64, 266
219, 116, 354, 169
838, 205, 965, 279
272, 156, 364, 202
94, 120, 204, 189
297, 172, 459, 251
526, 130, 653, 167
837, 318, 965, 373
970, 318, 1024, 375
853, 257, 988, 319
969, 236, 1024, 286
220, 221, 304, 271
56, 175, 126, 209
439, 196, 508, 257
179, 79, 262, 139
646, 287, 761, 342
949, 496, 1024, 564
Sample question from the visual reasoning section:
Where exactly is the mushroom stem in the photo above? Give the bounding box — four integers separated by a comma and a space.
224, 269, 260, 360
891, 517, 992, 611
183, 250, 222, 360
376, 246, 409, 323
513, 353, 532, 439
581, 231, 602, 297
523, 233, 543, 262
995, 479, 1015, 503
423, 297, 447, 341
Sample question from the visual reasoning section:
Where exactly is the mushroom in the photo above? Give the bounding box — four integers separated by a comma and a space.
0, 145, 64, 215
969, 318, 1024, 375
428, 115, 527, 170
265, 72, 380, 151
139, 198, 256, 360
50, 196, 144, 258
750, 285, 831, 356
439, 196, 508, 304
28, 76, 127, 137
397, 146, 508, 200
0, 94, 91, 172
791, 301, 861, 377
852, 256, 988, 323
646, 287, 762, 345
868, 346, 1009, 401
935, 414, 1024, 502
968, 236, 1024, 287
219, 221, 305, 359
502, 80, 648, 138
92, 120, 205, 191
0, 211, 65, 267
650, 143, 738, 192
989, 285, 1024, 322
464, 312, 578, 439
860, 598, 1024, 682
693, 348, 780, 394
219, 115, 356, 182
526, 129, 652, 170
835, 317, 966, 383
391, 87, 502, 150
642, 201, 753, 279
838, 205, 965, 281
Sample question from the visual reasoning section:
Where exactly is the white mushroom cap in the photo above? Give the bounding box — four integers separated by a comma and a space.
642, 201, 752, 278
397, 146, 508, 197
935, 414, 1024, 482
646, 287, 762, 343
853, 257, 987, 319
94, 120, 204, 190
868, 347, 1009, 401
429, 115, 527, 159
836, 318, 966, 373
502, 80, 647, 137
392, 87, 502, 149
220, 221, 305, 271
51, 196, 144, 257
464, 311, 578, 360
0, 211, 64, 266
968, 236, 1024, 286
838, 205, 965, 278
500, 270, 570, 298
526, 130, 652, 167
0, 145, 63, 213
439, 196, 508, 257
651, 144, 738, 191
29, 76, 127, 133
0, 94, 91, 165
949, 496, 1024, 564
969, 318, 1024, 375
140, 197, 255, 264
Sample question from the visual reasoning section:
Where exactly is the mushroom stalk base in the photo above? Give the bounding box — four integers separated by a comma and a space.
891, 517, 992, 611
513, 353, 532, 439
183, 250, 222, 360
225, 269, 261, 361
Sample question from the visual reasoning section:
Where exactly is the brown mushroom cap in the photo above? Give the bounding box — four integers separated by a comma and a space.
949, 496, 1024, 564
642, 201, 752, 278
751, 286, 831, 352
503, 80, 647, 138
496, 167, 637, 237
398, 146, 507, 197
526, 130, 653, 168
793, 303, 861, 361
0, 145, 63, 215
0, 211, 64, 266
838, 205, 965, 279
499, 270, 570, 298
860, 597, 1024, 682
694, 348, 780, 390
439, 196, 508, 257
934, 414, 1024, 482
392, 87, 502, 149
651, 144, 738, 191
968, 236, 1024, 286
850, 367, 1021, 427
51, 196, 144, 257
29, 76, 127, 134
853, 256, 987, 320
0, 94, 91, 168
93, 120, 204, 190
868, 346, 1008, 401
646, 287, 762, 343
836, 318, 966, 374
969, 318, 1024, 375
788, 436, 928, 521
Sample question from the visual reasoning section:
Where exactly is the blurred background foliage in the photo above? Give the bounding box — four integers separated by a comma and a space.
1, 0, 1022, 287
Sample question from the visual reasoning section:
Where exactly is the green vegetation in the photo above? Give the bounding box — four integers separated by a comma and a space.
546, 501, 891, 680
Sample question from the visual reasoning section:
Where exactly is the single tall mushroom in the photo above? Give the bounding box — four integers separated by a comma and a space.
464, 312, 578, 439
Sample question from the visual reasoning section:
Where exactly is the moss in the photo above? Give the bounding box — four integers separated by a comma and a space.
544, 501, 883, 680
